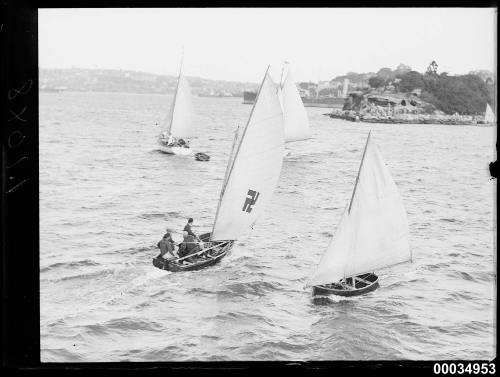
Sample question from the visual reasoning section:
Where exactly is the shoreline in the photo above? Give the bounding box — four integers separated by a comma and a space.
326, 111, 494, 126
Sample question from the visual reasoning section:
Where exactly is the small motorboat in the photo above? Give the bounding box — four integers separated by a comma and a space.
312, 273, 379, 297
194, 152, 210, 161
152, 233, 233, 272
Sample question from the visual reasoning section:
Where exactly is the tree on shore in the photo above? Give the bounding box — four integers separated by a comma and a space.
368, 76, 386, 89
396, 71, 425, 93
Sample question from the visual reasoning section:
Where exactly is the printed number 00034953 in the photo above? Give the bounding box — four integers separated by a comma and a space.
433, 363, 496, 375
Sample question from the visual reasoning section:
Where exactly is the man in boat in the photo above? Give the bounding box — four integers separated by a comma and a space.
177, 231, 188, 258
183, 218, 201, 241
177, 231, 200, 263
156, 231, 176, 259
167, 135, 175, 146
176, 138, 190, 148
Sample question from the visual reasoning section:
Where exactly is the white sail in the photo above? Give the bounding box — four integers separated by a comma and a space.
485, 103, 496, 123
162, 74, 194, 138
280, 68, 311, 142
307, 133, 411, 287
211, 70, 285, 241
342, 78, 349, 98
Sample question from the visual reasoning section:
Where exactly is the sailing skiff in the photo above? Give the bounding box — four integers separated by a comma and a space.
483, 103, 496, 124
153, 66, 285, 272
307, 131, 412, 297
157, 54, 195, 155
278, 63, 311, 156
152, 233, 233, 272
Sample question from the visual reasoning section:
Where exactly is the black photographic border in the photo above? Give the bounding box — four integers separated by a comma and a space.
1, 0, 497, 373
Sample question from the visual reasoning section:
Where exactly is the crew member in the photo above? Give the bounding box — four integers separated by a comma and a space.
156, 231, 176, 259
177, 231, 199, 263
184, 218, 200, 241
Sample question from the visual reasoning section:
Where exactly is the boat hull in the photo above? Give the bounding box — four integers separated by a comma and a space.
195, 152, 210, 161
158, 143, 192, 155
152, 233, 234, 272
312, 273, 379, 297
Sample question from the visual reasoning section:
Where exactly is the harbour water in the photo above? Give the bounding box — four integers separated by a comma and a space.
40, 91, 496, 361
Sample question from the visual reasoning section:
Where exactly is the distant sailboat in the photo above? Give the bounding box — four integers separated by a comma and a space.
157, 54, 195, 155
153, 66, 285, 272
307, 131, 412, 296
484, 103, 496, 124
278, 63, 311, 156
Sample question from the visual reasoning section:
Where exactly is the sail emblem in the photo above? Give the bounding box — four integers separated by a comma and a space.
242, 190, 260, 213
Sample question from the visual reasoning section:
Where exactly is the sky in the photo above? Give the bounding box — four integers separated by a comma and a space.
39, 8, 497, 83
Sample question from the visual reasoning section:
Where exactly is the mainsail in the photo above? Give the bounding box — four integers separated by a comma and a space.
307, 132, 411, 287
484, 103, 496, 123
279, 66, 311, 142
342, 78, 349, 98
161, 71, 195, 139
211, 69, 285, 241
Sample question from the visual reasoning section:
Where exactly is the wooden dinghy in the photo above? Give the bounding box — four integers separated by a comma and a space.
306, 131, 412, 297
152, 66, 285, 272
312, 273, 379, 297
153, 233, 233, 272
194, 152, 210, 161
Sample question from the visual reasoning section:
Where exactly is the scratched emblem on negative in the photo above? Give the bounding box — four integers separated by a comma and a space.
242, 189, 260, 213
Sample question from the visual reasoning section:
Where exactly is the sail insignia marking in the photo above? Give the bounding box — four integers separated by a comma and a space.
242, 190, 260, 213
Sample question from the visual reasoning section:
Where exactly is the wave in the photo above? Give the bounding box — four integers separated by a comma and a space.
422, 262, 450, 272
454, 271, 476, 281
41, 259, 101, 273
440, 218, 462, 224
216, 280, 284, 298
41, 348, 84, 362
84, 318, 163, 336
140, 211, 180, 219
56, 268, 116, 282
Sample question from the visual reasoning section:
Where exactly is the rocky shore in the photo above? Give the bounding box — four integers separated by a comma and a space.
327, 106, 492, 126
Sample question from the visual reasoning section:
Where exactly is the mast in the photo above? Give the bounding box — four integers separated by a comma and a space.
218, 65, 270, 196
221, 125, 240, 193
210, 66, 271, 239
210, 125, 240, 239
348, 130, 371, 214
279, 61, 288, 89
165, 48, 184, 136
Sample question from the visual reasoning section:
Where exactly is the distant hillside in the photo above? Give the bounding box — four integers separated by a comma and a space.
329, 62, 496, 115
39, 68, 259, 96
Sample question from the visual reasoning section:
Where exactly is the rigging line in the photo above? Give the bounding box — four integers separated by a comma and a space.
346, 259, 413, 279
215, 66, 271, 199
167, 53, 184, 136
348, 130, 372, 214
279, 61, 288, 89
248, 113, 284, 125
210, 125, 240, 240
229, 144, 285, 165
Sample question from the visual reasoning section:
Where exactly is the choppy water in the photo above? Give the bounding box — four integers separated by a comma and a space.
40, 91, 496, 361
